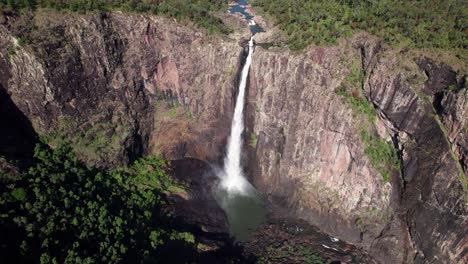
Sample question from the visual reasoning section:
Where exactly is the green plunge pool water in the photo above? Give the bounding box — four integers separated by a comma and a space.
215, 187, 267, 242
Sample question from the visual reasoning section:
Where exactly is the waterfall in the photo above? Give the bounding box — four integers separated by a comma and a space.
216, 2, 267, 241
220, 37, 255, 195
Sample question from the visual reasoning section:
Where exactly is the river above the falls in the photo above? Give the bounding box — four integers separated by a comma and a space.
229, 0, 264, 35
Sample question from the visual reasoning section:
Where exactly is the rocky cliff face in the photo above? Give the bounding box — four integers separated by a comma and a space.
247, 33, 467, 263
0, 10, 466, 264
0, 10, 243, 167
247, 36, 400, 262
364, 48, 467, 264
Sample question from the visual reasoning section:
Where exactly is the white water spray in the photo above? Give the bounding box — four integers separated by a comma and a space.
220, 37, 255, 195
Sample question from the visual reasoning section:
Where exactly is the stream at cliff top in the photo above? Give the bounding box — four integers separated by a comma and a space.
229, 0, 264, 35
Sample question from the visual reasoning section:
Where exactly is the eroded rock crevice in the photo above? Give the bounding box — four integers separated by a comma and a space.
356, 41, 466, 263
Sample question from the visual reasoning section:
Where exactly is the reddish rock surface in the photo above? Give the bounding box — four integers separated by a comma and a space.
247, 33, 466, 263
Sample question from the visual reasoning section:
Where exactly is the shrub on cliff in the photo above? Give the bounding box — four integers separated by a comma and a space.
336, 57, 400, 183
0, 142, 196, 263
360, 129, 400, 183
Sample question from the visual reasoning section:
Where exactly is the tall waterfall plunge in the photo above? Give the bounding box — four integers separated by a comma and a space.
215, 37, 266, 242
220, 37, 255, 195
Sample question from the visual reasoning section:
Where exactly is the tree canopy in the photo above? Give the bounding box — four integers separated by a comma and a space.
0, 0, 231, 34
0, 142, 197, 263
253, 0, 467, 53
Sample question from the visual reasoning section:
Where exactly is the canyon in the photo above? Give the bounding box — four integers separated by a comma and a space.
0, 7, 466, 264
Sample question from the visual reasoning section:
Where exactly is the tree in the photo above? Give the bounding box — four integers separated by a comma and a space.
0, 142, 196, 263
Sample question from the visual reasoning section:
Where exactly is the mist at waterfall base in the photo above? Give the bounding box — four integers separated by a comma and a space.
214, 38, 267, 242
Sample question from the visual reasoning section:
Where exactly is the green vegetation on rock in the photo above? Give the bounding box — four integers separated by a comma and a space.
336, 59, 377, 122
0, 142, 195, 263
0, 0, 231, 34
257, 244, 325, 264
252, 0, 466, 55
250, 132, 258, 148
360, 129, 400, 183
44, 116, 132, 167
6, 46, 16, 63
168, 102, 180, 118
336, 58, 400, 183
336, 88, 377, 122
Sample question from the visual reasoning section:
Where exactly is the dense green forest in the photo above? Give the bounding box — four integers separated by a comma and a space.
0, 142, 199, 263
0, 0, 231, 33
252, 0, 467, 52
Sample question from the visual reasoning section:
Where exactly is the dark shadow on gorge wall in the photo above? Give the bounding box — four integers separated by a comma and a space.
0, 86, 38, 165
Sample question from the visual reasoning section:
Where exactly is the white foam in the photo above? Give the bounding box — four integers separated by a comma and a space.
322, 244, 340, 252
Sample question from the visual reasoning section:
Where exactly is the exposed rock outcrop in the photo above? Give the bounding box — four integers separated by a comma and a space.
247, 36, 400, 262
0, 10, 244, 167
247, 34, 466, 263
364, 47, 467, 263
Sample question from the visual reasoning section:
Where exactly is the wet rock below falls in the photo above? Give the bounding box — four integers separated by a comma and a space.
245, 217, 377, 264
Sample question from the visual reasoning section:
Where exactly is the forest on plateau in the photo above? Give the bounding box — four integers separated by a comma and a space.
0, 0, 231, 33
252, 0, 467, 53
0, 142, 199, 263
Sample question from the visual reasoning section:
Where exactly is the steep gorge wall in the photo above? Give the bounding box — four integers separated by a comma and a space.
364, 48, 467, 264
247, 36, 401, 262
247, 34, 467, 263
0, 10, 243, 167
